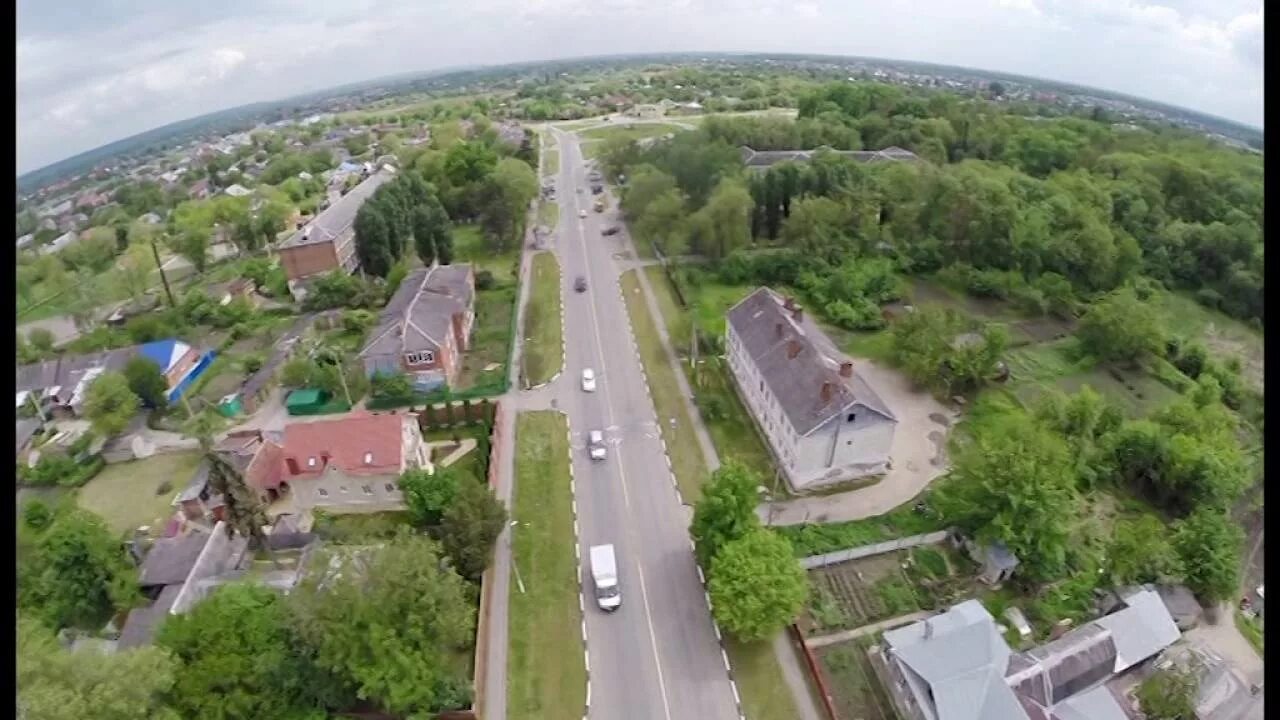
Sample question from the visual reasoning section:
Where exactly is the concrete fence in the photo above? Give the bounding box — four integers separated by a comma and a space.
800, 529, 954, 570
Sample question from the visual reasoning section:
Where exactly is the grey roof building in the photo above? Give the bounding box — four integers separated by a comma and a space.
359, 264, 476, 390
277, 166, 396, 285
881, 590, 1182, 720
725, 287, 896, 491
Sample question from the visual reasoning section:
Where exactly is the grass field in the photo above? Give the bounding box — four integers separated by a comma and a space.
538, 201, 559, 230
578, 123, 688, 144
543, 148, 560, 178
521, 252, 563, 387
724, 636, 805, 720
456, 281, 517, 392
77, 451, 203, 535
1235, 610, 1265, 658
507, 411, 586, 720
619, 270, 708, 502
640, 268, 773, 479
454, 223, 519, 278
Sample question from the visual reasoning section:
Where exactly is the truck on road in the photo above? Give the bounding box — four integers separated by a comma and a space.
589, 544, 622, 611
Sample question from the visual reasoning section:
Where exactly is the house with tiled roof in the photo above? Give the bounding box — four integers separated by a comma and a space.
725, 287, 897, 492
359, 264, 476, 391
281, 412, 429, 511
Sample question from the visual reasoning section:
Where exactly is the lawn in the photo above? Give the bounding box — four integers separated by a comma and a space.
537, 201, 559, 230
619, 270, 708, 502
639, 268, 777, 488
77, 451, 204, 535
454, 223, 519, 278
1004, 340, 1181, 417
577, 122, 688, 144
1155, 290, 1264, 390
311, 511, 414, 543
521, 252, 563, 388
724, 636, 806, 720
1235, 611, 1264, 658
543, 148, 560, 178
507, 411, 586, 720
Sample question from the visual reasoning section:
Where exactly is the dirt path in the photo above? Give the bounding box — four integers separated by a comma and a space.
806, 611, 930, 649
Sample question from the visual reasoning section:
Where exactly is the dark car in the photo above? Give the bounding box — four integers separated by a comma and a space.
602, 226, 621, 237
574, 276, 588, 292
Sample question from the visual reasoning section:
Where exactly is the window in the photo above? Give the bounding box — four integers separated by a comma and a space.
338, 486, 348, 494
317, 488, 328, 497
846, 413, 857, 423
404, 350, 436, 366
363, 451, 374, 465
759, 380, 764, 393
307, 456, 317, 468
362, 485, 373, 495
385, 483, 397, 492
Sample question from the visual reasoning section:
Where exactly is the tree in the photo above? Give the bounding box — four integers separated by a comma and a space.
173, 230, 210, 273
412, 192, 452, 266
621, 165, 679, 219
436, 225, 455, 264
290, 531, 475, 715
18, 615, 178, 720
124, 356, 169, 409
114, 224, 130, 252
932, 415, 1078, 581
17, 508, 138, 630
479, 158, 538, 251
708, 529, 808, 641
1173, 509, 1244, 603
27, 326, 56, 354
354, 202, 395, 277
1136, 667, 1198, 720
157, 584, 348, 718
280, 358, 315, 389
83, 371, 140, 437
401, 467, 460, 527
438, 478, 508, 581
1106, 515, 1183, 585
691, 461, 762, 568
199, 433, 280, 569
692, 178, 753, 259
1078, 286, 1165, 363
634, 188, 688, 256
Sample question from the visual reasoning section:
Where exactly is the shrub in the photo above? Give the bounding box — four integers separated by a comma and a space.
242, 354, 265, 375
475, 270, 496, 291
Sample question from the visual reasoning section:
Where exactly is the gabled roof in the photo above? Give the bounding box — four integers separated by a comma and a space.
726, 287, 894, 436
281, 412, 406, 477
360, 264, 474, 359
1095, 589, 1182, 672
138, 339, 192, 373
278, 167, 395, 250
139, 530, 211, 587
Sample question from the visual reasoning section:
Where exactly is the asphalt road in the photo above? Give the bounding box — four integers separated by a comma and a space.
551, 128, 741, 720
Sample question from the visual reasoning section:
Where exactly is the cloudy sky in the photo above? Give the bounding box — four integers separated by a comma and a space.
17, 0, 1263, 174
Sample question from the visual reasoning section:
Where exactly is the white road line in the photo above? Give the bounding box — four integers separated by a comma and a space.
721, 647, 732, 672
696, 566, 706, 585
730, 681, 741, 707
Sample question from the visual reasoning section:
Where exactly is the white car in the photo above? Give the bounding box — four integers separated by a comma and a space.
589, 430, 607, 461
581, 368, 596, 392
579, 209, 587, 218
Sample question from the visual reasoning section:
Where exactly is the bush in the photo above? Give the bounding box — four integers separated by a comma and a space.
155, 480, 173, 496
19, 452, 104, 488
475, 270, 496, 291
242, 355, 265, 375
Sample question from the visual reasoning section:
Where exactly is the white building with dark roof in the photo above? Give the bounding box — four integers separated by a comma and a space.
725, 287, 897, 492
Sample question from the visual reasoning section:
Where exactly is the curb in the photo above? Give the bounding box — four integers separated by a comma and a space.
559, 410, 592, 720
616, 271, 747, 720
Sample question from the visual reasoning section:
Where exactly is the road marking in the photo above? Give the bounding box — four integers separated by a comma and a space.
634, 564, 675, 720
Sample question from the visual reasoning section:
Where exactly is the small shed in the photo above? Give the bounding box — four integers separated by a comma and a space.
1004, 606, 1033, 639
285, 388, 330, 416
217, 393, 243, 418
960, 537, 1019, 585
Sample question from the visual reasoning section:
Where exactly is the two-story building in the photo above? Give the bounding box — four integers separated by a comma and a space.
725, 287, 897, 492
276, 166, 396, 297
358, 264, 476, 392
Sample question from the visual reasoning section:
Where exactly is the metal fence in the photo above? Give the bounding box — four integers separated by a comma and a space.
800, 530, 954, 570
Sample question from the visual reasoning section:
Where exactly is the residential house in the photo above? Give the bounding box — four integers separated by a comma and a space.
277, 166, 396, 293
495, 122, 526, 148
206, 278, 258, 307
75, 191, 109, 210
15, 339, 215, 416
739, 145, 921, 170
188, 179, 211, 200
223, 183, 253, 197
725, 287, 897, 492
358, 264, 476, 391
16, 233, 34, 250
1158, 642, 1265, 720
880, 591, 1181, 720
280, 412, 429, 511
139, 212, 163, 225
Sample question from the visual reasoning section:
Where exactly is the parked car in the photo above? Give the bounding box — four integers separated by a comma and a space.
588, 430, 607, 461
581, 368, 596, 392
602, 226, 620, 237
579, 209, 587, 218
574, 275, 588, 292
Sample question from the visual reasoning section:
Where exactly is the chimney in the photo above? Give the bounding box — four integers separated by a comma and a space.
792, 306, 804, 323
923, 619, 933, 640
821, 381, 833, 403
783, 296, 796, 311
787, 340, 802, 359
775, 322, 784, 340
840, 361, 854, 378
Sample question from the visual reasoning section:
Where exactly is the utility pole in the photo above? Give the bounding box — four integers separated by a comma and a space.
150, 238, 176, 307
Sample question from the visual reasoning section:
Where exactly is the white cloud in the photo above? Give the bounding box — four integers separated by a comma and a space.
16, 0, 1265, 174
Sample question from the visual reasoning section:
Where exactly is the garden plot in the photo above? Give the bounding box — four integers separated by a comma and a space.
802, 546, 972, 638
815, 638, 898, 720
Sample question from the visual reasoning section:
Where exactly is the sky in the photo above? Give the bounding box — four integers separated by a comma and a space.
17, 0, 1264, 174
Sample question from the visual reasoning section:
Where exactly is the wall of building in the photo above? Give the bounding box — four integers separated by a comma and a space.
280, 242, 340, 281
292, 468, 406, 511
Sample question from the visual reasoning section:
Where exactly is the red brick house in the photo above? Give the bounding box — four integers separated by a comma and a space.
358, 264, 475, 391
281, 412, 429, 511
277, 167, 395, 294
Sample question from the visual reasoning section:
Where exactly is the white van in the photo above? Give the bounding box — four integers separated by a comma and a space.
589, 544, 621, 611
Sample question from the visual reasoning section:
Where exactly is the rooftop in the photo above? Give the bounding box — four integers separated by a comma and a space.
278, 167, 396, 250
360, 264, 475, 359
281, 412, 407, 478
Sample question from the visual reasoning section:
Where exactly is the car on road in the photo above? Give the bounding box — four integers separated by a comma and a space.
602, 226, 620, 237
581, 368, 596, 392
588, 430, 607, 461
574, 275, 588, 292
579, 209, 587, 218
589, 544, 621, 611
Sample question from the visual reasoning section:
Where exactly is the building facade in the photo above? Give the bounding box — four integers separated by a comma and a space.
277, 166, 396, 291
725, 287, 897, 492
359, 264, 476, 391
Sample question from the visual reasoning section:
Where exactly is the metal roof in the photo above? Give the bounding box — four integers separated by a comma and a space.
278, 167, 395, 250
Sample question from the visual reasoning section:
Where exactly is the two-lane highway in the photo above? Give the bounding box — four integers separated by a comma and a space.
550, 128, 741, 720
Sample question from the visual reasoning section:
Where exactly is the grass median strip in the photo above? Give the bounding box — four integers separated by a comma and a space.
619, 269, 708, 502
725, 636, 810, 720
508, 411, 586, 720
522, 252, 564, 387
